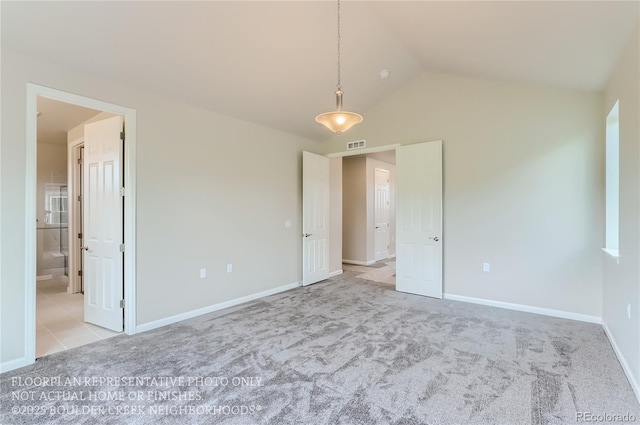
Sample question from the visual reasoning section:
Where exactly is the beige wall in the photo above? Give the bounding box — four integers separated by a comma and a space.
603, 25, 640, 391
1, 49, 321, 366
67, 111, 118, 143
342, 157, 367, 263
324, 71, 604, 317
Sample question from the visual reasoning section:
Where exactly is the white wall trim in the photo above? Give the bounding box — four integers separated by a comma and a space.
136, 281, 302, 334
443, 293, 602, 324
329, 270, 343, 278
24, 84, 137, 372
342, 259, 376, 266
25, 85, 38, 371
603, 320, 640, 404
0, 356, 32, 374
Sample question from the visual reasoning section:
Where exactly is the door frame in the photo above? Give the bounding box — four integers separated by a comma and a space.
68, 138, 84, 294
25, 83, 137, 363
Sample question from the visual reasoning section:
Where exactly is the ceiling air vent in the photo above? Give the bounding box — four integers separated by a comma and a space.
347, 140, 366, 150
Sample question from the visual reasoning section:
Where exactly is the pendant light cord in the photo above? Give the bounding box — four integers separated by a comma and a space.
336, 0, 341, 92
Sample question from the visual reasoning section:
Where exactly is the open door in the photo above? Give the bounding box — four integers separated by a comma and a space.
396, 140, 443, 298
83, 116, 124, 331
302, 151, 330, 286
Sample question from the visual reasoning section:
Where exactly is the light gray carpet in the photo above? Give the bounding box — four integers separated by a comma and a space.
2, 272, 639, 425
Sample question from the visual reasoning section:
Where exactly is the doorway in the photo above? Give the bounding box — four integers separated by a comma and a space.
36, 98, 127, 357
26, 84, 137, 364
328, 141, 443, 298
341, 149, 397, 286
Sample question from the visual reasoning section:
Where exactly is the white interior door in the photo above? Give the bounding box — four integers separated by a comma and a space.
302, 151, 330, 286
396, 140, 443, 298
83, 116, 124, 331
374, 168, 390, 261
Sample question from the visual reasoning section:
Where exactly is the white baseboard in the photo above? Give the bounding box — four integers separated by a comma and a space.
342, 259, 376, 266
136, 281, 301, 333
443, 293, 602, 324
36, 274, 52, 281
329, 270, 343, 278
0, 356, 32, 373
603, 320, 640, 404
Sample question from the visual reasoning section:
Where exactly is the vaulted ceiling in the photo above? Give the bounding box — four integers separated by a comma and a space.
3, 1, 638, 142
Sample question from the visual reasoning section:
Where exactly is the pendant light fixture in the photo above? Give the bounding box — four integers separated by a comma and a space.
315, 0, 363, 135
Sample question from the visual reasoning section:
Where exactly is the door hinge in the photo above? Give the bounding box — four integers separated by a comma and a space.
78, 270, 82, 277
119, 187, 125, 196
77, 195, 82, 202
78, 232, 82, 239
119, 299, 125, 309
119, 244, 125, 252
120, 131, 125, 141
77, 158, 82, 165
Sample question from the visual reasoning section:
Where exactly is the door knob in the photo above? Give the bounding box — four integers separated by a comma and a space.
303, 233, 312, 238
429, 236, 439, 242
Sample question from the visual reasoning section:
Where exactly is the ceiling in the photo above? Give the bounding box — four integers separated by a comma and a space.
3, 1, 638, 142
37, 97, 101, 145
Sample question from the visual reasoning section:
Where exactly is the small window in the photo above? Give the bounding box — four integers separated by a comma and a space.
605, 101, 619, 254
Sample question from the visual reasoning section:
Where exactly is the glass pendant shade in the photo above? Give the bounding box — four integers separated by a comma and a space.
315, 90, 363, 135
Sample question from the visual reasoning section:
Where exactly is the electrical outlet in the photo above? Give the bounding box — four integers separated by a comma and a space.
227, 264, 233, 273
628, 304, 631, 320
285, 220, 291, 228
482, 263, 491, 272
200, 268, 207, 279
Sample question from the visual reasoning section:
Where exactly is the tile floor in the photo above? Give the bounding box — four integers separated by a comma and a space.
36, 275, 120, 358
342, 258, 396, 285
